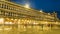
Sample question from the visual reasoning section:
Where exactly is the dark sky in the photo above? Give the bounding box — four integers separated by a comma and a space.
10, 0, 60, 19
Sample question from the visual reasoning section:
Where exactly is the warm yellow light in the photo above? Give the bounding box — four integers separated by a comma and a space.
55, 22, 58, 24
45, 22, 48, 24
0, 18, 4, 24
5, 22, 8, 24
11, 19, 13, 20
0, 29, 3, 30
4, 28, 12, 30
48, 13, 50, 15
33, 23, 36, 24
39, 10, 43, 12
5, 22, 14, 24
24, 3, 30, 8
33, 22, 38, 24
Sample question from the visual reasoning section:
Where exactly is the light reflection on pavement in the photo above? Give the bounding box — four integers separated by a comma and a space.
0, 25, 60, 34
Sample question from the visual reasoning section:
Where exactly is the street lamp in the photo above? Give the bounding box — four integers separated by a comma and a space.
39, 10, 43, 13
24, 3, 30, 9
0, 18, 4, 24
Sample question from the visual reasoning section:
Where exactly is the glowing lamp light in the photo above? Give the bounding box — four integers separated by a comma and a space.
5, 22, 13, 24
48, 13, 51, 15
11, 19, 13, 20
40, 10, 43, 12
5, 22, 8, 24
9, 22, 13, 24
45, 22, 48, 24
33, 23, 36, 24
33, 22, 38, 24
0, 29, 3, 30
0, 18, 4, 24
4, 28, 12, 30
24, 3, 30, 8
55, 22, 58, 24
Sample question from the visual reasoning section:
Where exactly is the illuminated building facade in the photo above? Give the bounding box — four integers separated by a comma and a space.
0, 0, 60, 30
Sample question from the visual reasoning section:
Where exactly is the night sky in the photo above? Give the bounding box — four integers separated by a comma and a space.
10, 0, 60, 19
